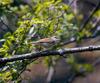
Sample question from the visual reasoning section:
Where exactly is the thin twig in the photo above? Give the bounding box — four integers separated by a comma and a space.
18, 58, 38, 79
61, 0, 100, 46
46, 57, 56, 83
79, 0, 100, 32
0, 18, 13, 33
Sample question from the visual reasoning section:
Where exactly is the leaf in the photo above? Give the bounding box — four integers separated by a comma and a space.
82, 64, 94, 72
3, 32, 11, 39
66, 13, 74, 21
0, 39, 6, 42
62, 4, 69, 10
94, 10, 100, 17
28, 26, 35, 35
54, 0, 61, 5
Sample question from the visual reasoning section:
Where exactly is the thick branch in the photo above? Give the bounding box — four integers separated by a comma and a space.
0, 45, 100, 63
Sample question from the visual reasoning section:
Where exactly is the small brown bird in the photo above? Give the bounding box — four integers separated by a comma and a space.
31, 36, 60, 48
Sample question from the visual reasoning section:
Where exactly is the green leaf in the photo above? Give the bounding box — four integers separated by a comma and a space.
3, 32, 11, 39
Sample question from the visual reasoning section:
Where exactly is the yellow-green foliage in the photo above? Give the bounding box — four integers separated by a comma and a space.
0, 0, 95, 82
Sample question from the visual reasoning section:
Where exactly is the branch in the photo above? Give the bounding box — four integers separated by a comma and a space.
79, 0, 100, 32
0, 18, 13, 33
61, 35, 100, 46
61, 0, 100, 46
0, 45, 100, 63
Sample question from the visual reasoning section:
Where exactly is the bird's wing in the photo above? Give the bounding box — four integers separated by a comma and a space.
37, 38, 53, 43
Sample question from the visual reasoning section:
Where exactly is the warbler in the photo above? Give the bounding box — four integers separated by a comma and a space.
30, 36, 60, 49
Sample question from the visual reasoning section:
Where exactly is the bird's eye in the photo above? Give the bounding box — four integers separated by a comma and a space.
53, 36, 57, 38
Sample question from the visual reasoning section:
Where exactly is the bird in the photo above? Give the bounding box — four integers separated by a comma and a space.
30, 36, 60, 49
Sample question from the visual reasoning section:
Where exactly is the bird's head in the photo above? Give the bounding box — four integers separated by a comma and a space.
51, 36, 60, 42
